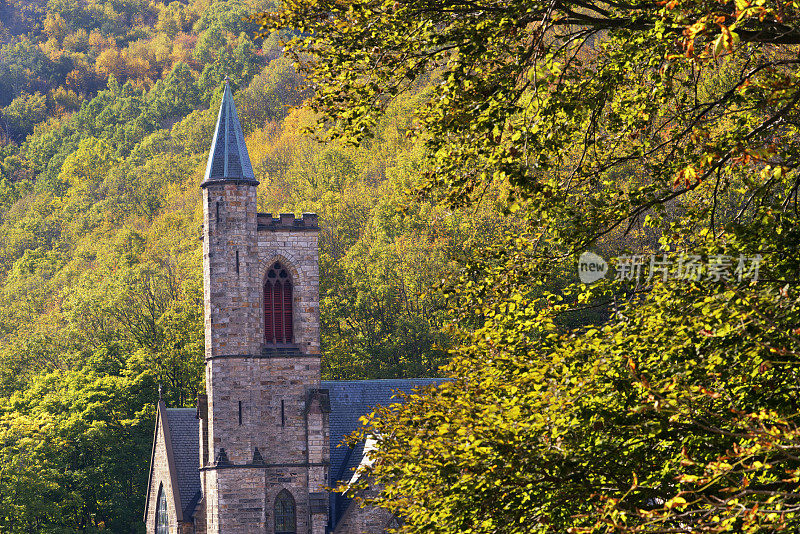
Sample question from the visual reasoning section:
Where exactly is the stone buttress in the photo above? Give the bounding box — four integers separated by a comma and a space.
200, 80, 329, 534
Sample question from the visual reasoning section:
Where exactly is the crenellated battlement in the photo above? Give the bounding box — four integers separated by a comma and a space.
257, 212, 319, 231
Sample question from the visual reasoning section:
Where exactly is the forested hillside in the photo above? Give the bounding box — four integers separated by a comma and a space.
0, 0, 505, 529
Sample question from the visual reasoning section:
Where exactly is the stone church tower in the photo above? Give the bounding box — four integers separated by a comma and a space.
197, 79, 329, 534
143, 80, 438, 534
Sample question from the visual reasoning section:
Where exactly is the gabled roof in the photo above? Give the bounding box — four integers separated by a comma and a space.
321, 379, 441, 489
164, 408, 201, 519
143, 403, 201, 524
144, 401, 185, 523
321, 379, 442, 530
202, 79, 257, 186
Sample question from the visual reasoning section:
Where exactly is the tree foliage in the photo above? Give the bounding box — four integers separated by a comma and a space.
264, 0, 800, 532
0, 0, 488, 526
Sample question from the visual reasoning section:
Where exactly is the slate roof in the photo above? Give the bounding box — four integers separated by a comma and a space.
321, 379, 440, 486
202, 79, 256, 186
321, 379, 442, 528
165, 408, 202, 519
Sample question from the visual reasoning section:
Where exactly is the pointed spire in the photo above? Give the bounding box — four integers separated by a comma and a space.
202, 79, 257, 187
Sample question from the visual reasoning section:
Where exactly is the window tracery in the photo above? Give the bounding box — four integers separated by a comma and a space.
264, 262, 293, 344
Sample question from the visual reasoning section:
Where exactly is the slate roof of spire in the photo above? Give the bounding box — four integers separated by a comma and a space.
202, 80, 257, 186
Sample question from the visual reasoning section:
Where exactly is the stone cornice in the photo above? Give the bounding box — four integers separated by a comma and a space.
199, 461, 329, 471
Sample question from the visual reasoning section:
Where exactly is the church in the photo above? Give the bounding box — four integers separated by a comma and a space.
142, 81, 436, 534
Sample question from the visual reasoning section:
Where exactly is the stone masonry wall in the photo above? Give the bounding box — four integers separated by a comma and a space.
204, 467, 326, 533
202, 177, 328, 534
332, 483, 393, 534
205, 356, 322, 465
201, 355, 328, 533
145, 408, 181, 534
202, 183, 262, 360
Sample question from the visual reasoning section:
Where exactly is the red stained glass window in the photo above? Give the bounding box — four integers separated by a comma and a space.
264, 262, 293, 344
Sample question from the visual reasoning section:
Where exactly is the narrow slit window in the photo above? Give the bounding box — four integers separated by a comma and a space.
156, 484, 169, 534
235, 250, 239, 274
281, 399, 285, 427
264, 262, 293, 344
238, 401, 242, 426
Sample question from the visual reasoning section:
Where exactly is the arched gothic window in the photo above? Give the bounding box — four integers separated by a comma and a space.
264, 262, 293, 345
274, 489, 296, 534
155, 484, 169, 534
